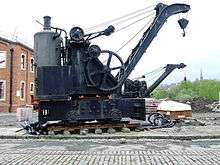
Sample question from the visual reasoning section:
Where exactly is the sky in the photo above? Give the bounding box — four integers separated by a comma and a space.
0, 0, 219, 85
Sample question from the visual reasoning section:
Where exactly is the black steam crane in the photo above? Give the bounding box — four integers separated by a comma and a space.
33, 3, 190, 131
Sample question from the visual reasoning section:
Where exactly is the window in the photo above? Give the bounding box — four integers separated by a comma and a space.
30, 82, 34, 93
20, 81, 25, 100
30, 58, 34, 72
21, 54, 26, 70
0, 51, 6, 68
0, 80, 6, 100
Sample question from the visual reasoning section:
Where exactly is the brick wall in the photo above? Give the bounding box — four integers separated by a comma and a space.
0, 40, 10, 112
0, 37, 34, 112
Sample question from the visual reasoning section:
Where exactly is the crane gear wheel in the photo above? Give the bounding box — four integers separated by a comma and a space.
86, 50, 124, 91
110, 108, 122, 121
69, 27, 84, 42
88, 45, 101, 58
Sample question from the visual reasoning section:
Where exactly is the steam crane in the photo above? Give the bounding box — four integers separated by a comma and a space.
123, 63, 186, 98
29, 2, 190, 134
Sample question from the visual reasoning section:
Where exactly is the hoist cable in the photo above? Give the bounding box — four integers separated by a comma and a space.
132, 66, 163, 80
86, 5, 155, 31
142, 67, 164, 77
146, 69, 165, 83
115, 13, 155, 33
112, 10, 154, 27
133, 67, 164, 81
102, 14, 155, 63
85, 5, 156, 31
116, 16, 154, 53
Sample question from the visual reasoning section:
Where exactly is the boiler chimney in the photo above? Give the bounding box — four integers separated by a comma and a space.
43, 16, 51, 30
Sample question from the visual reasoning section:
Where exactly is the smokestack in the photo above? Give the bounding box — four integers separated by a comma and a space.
184, 69, 187, 82
43, 16, 51, 30
200, 69, 203, 81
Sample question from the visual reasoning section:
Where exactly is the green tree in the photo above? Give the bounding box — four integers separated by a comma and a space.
152, 80, 220, 101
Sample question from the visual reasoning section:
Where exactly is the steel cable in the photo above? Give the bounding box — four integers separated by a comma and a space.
85, 5, 156, 32
115, 13, 155, 33
116, 16, 154, 53
102, 16, 154, 64
142, 67, 164, 77
112, 10, 155, 27
146, 69, 165, 84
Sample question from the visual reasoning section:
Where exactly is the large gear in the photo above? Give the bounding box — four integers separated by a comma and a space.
86, 50, 124, 91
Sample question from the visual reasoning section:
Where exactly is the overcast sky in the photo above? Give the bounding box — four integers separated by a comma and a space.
0, 0, 219, 85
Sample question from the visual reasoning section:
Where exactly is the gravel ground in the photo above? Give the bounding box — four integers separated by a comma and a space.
192, 112, 220, 126
0, 112, 220, 126
0, 111, 220, 139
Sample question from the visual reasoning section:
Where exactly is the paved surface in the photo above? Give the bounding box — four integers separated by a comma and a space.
0, 139, 220, 165
0, 112, 37, 126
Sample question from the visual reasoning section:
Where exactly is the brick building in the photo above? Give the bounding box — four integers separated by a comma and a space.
0, 36, 34, 112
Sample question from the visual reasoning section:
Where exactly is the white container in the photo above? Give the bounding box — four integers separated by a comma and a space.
16, 107, 33, 122
157, 100, 192, 119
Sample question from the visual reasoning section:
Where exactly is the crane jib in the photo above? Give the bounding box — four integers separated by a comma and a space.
118, 3, 190, 87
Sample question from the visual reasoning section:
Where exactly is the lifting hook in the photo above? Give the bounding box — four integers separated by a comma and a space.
178, 18, 189, 37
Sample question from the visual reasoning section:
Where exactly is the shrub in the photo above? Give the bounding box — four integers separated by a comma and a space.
152, 80, 220, 101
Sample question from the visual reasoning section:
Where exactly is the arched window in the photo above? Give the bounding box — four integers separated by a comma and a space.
21, 54, 26, 70
30, 82, 34, 93
20, 81, 25, 100
30, 58, 34, 72
0, 51, 6, 68
0, 80, 6, 100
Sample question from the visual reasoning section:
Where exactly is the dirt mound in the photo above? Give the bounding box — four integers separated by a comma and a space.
177, 98, 213, 113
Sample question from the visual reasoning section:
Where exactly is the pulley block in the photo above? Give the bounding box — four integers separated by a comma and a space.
103, 25, 115, 36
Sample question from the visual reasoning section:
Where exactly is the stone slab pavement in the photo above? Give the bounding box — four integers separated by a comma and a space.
0, 138, 220, 165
